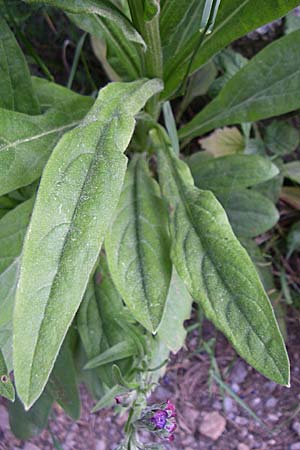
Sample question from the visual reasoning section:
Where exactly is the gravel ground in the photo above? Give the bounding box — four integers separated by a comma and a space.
1, 316, 300, 450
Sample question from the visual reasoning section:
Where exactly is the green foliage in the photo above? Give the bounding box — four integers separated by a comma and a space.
179, 30, 300, 141
1, 1, 298, 447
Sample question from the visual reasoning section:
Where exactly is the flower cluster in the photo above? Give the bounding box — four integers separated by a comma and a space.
136, 400, 177, 442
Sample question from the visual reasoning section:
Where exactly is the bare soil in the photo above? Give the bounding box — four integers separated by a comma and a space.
1, 315, 300, 450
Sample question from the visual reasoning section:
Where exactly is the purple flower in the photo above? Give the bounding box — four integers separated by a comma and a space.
136, 400, 177, 442
151, 410, 168, 429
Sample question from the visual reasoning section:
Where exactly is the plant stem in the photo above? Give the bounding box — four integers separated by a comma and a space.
128, 0, 163, 119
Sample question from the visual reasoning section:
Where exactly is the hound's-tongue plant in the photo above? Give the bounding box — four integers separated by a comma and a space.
0, 0, 297, 447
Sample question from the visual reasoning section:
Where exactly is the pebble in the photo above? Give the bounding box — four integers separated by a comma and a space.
23, 445, 40, 450
96, 440, 107, 450
251, 397, 261, 407
268, 414, 279, 422
235, 416, 248, 426
237, 444, 250, 450
199, 411, 226, 441
293, 421, 300, 437
224, 396, 235, 413
290, 444, 300, 450
265, 397, 278, 409
230, 361, 248, 384
231, 383, 240, 393
0, 405, 9, 430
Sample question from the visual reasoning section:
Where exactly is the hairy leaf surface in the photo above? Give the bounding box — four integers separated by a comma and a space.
0, 88, 93, 196
106, 156, 172, 332
0, 199, 34, 334
179, 30, 300, 140
13, 79, 162, 409
156, 128, 289, 385
0, 17, 39, 114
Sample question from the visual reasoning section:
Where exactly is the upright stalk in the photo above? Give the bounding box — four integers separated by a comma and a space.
128, 0, 163, 119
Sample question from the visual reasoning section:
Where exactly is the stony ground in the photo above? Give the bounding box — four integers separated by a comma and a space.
1, 315, 300, 450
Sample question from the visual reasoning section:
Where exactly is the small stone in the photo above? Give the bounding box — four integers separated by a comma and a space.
199, 411, 226, 441
96, 440, 107, 450
230, 361, 248, 384
251, 397, 261, 407
237, 444, 250, 450
293, 421, 300, 437
231, 383, 240, 393
0, 405, 9, 430
224, 396, 235, 413
265, 397, 278, 409
23, 445, 40, 450
235, 416, 248, 426
268, 414, 278, 422
290, 443, 300, 450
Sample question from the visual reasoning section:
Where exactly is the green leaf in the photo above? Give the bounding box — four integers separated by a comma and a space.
91, 384, 127, 412
155, 127, 289, 386
287, 222, 300, 258
26, 0, 146, 48
209, 48, 248, 97
13, 79, 162, 410
0, 349, 15, 401
0, 198, 34, 332
46, 339, 80, 420
0, 88, 93, 196
160, 0, 205, 65
106, 155, 172, 332
264, 121, 300, 156
164, 0, 299, 98
283, 161, 300, 184
77, 281, 103, 359
85, 341, 138, 369
0, 17, 40, 114
71, 13, 142, 81
190, 154, 279, 191
217, 190, 279, 238
157, 268, 193, 353
281, 186, 300, 209
163, 101, 179, 155
179, 30, 300, 140
9, 391, 53, 440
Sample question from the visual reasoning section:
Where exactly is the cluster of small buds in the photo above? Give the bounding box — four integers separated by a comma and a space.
136, 400, 177, 442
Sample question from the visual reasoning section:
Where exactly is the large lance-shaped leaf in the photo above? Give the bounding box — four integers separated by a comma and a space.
155, 128, 289, 386
26, 0, 145, 48
106, 155, 172, 332
0, 88, 93, 196
0, 17, 40, 114
179, 30, 300, 141
164, 0, 299, 98
13, 79, 162, 409
189, 154, 279, 191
